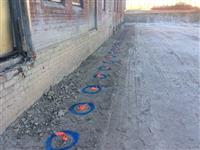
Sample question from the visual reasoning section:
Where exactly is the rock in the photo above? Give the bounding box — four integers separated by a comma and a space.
48, 91, 54, 97
58, 110, 65, 117
21, 118, 26, 122
75, 147, 83, 150
47, 96, 52, 100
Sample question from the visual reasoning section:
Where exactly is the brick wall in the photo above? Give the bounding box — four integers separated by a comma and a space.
0, 0, 125, 133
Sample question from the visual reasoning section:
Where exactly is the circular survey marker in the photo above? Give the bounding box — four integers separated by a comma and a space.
69, 102, 95, 116
98, 65, 111, 71
45, 130, 79, 150
94, 72, 108, 79
81, 85, 102, 94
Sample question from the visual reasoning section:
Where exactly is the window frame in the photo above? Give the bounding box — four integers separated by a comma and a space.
48, 0, 63, 3
0, 0, 33, 62
72, 0, 83, 8
44, 0, 66, 7
42, 1, 67, 12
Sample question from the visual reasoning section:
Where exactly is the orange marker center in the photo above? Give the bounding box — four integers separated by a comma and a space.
90, 87, 97, 91
104, 65, 110, 69
55, 132, 69, 142
78, 104, 87, 111
97, 73, 103, 78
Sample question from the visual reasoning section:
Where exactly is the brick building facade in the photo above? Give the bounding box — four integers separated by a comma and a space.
0, 0, 125, 133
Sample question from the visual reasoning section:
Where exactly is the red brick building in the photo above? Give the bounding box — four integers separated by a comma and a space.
0, 0, 125, 133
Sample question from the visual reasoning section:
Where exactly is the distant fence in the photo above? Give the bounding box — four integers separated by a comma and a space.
125, 11, 200, 23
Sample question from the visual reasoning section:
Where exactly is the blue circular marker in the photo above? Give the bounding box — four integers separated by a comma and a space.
81, 85, 101, 94
45, 130, 79, 150
104, 55, 116, 60
94, 72, 108, 79
98, 65, 111, 71
69, 102, 95, 116
108, 51, 114, 55
103, 60, 113, 64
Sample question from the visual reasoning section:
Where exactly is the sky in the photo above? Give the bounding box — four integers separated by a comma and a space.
126, 0, 200, 10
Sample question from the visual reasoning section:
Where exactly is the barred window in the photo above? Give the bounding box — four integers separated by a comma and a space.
72, 0, 83, 8
48, 0, 63, 3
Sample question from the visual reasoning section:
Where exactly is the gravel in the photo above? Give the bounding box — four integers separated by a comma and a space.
0, 26, 130, 150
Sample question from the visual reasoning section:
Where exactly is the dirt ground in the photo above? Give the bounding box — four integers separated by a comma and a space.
0, 22, 200, 150
0, 26, 131, 150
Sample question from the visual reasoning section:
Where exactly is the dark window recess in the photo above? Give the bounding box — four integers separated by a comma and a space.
72, 0, 83, 8
117, 0, 119, 12
102, 0, 106, 11
114, 0, 118, 12
48, 0, 63, 2
47, 0, 65, 4
89, 0, 97, 30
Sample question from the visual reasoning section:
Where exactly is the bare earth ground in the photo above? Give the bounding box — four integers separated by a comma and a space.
0, 27, 130, 150
0, 23, 200, 150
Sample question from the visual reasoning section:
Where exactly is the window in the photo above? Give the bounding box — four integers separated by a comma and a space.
0, 0, 33, 63
72, 0, 83, 8
89, 0, 97, 30
117, 0, 119, 12
48, 0, 62, 2
43, 0, 66, 8
45, 0, 65, 5
0, 0, 13, 57
102, 0, 106, 11
114, 0, 119, 12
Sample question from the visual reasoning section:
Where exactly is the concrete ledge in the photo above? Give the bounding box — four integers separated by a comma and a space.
125, 11, 200, 23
